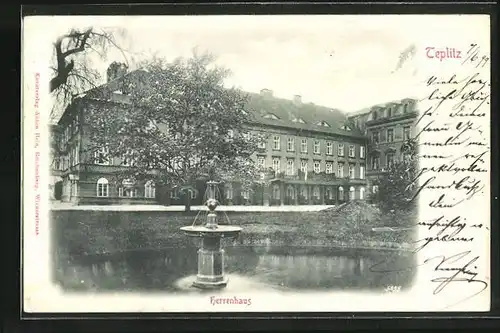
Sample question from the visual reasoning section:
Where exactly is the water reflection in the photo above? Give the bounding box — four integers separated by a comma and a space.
55, 246, 414, 292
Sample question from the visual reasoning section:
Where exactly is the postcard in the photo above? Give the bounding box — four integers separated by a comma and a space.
22, 14, 491, 313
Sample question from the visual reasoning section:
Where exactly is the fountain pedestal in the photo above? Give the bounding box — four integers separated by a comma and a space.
194, 235, 226, 288
180, 181, 241, 290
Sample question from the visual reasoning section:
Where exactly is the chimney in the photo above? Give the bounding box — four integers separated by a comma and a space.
107, 61, 129, 82
260, 88, 273, 98
293, 95, 302, 106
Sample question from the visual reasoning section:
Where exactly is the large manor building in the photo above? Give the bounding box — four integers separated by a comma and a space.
50, 62, 417, 206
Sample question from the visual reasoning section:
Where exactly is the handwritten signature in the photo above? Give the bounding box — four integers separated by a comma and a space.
369, 251, 488, 305
424, 251, 488, 295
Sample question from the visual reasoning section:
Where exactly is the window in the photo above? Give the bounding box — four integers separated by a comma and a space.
360, 165, 365, 179
301, 187, 308, 199
287, 137, 295, 152
170, 187, 179, 199
360, 146, 365, 158
316, 121, 330, 127
349, 164, 355, 179
286, 186, 294, 199
122, 150, 136, 167
75, 142, 80, 165
371, 156, 380, 170
188, 189, 197, 199
337, 163, 344, 177
386, 153, 395, 168
313, 160, 321, 173
372, 131, 379, 143
241, 190, 249, 200
313, 186, 320, 198
403, 126, 411, 140
372, 185, 379, 194
273, 135, 281, 150
264, 113, 280, 120
94, 146, 109, 165
341, 125, 352, 131
71, 182, 78, 197
387, 128, 394, 142
403, 103, 409, 113
372, 110, 378, 120
300, 138, 308, 153
327, 187, 334, 199
145, 181, 155, 199
286, 159, 295, 176
387, 107, 393, 117
338, 186, 344, 200
300, 160, 308, 173
226, 185, 233, 200
272, 158, 280, 173
273, 184, 280, 199
257, 156, 265, 169
258, 135, 266, 149
313, 140, 320, 154
360, 187, 365, 200
338, 144, 344, 157
326, 162, 333, 174
349, 186, 355, 200
293, 117, 306, 124
96, 178, 109, 197
349, 145, 355, 158
326, 141, 333, 155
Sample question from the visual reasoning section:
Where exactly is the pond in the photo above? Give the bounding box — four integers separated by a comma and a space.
54, 245, 415, 293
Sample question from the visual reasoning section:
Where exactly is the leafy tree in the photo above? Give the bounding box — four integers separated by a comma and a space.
372, 138, 419, 214
84, 50, 262, 211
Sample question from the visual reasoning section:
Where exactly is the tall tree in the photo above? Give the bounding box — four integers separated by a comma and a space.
50, 27, 129, 121
84, 51, 262, 211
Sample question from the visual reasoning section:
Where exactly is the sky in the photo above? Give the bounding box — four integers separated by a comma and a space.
27, 15, 490, 113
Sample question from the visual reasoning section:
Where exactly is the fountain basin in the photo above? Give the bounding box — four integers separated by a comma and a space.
180, 225, 242, 238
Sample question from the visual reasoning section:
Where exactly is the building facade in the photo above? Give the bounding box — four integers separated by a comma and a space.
347, 98, 419, 200
51, 63, 371, 206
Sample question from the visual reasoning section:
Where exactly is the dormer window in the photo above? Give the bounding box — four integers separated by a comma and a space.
292, 117, 306, 124
263, 113, 280, 120
316, 121, 330, 127
341, 125, 352, 131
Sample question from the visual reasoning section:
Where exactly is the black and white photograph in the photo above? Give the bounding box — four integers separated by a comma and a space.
22, 14, 491, 312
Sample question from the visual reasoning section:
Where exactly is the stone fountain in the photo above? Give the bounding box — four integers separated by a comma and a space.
180, 181, 241, 289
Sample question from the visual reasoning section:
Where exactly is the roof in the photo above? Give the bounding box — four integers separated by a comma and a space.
65, 68, 363, 138
245, 92, 364, 138
347, 98, 418, 119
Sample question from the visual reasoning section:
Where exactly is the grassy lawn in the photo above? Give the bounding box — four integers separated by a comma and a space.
51, 205, 416, 259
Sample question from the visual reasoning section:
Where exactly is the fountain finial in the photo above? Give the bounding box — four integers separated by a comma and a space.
205, 180, 220, 229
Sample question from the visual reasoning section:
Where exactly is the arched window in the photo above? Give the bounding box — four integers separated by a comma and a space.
188, 189, 197, 199
338, 186, 344, 201
287, 185, 295, 199
313, 186, 320, 198
225, 184, 233, 200
145, 181, 155, 199
360, 187, 365, 200
301, 186, 308, 199
349, 186, 355, 200
273, 184, 280, 200
96, 178, 109, 197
